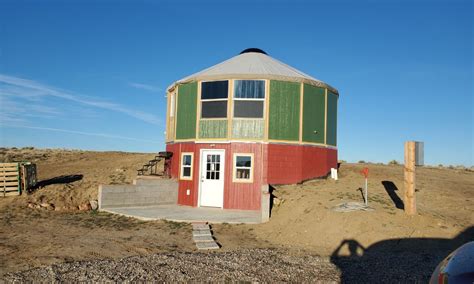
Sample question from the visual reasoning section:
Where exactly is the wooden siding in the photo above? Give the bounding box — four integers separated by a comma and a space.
232, 119, 264, 139
265, 143, 337, 184
326, 91, 338, 146
166, 142, 262, 210
268, 80, 300, 141
166, 141, 337, 210
176, 82, 197, 139
199, 119, 227, 139
302, 84, 325, 143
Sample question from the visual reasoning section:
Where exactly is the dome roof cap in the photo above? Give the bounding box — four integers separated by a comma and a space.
240, 48, 267, 55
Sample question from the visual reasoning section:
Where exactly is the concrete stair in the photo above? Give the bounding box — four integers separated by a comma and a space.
192, 223, 219, 250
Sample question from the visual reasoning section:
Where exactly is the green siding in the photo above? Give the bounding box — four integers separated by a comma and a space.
232, 119, 264, 139
302, 84, 325, 143
326, 92, 338, 146
175, 82, 197, 139
199, 120, 227, 139
268, 81, 300, 141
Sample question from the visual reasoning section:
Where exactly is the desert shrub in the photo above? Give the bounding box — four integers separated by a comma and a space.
21, 146, 35, 150
438, 164, 443, 168
389, 160, 399, 165
338, 160, 346, 163
358, 160, 366, 164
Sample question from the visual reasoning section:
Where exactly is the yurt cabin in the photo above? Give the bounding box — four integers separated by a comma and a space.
165, 48, 338, 211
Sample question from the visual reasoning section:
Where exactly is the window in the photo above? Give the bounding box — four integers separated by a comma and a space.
233, 154, 253, 182
201, 81, 228, 118
233, 80, 265, 118
169, 93, 175, 117
180, 153, 193, 180
205, 154, 221, 180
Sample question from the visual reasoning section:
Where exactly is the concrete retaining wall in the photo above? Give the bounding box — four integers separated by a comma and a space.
261, 184, 270, 223
99, 179, 178, 209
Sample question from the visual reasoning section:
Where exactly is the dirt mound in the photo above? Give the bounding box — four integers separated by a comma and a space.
247, 163, 474, 255
0, 148, 158, 209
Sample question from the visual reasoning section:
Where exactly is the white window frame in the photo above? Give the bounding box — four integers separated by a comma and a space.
180, 152, 194, 180
200, 80, 229, 120
232, 153, 254, 183
232, 79, 266, 119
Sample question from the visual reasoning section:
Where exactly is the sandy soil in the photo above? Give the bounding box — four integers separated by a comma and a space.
247, 163, 474, 255
1, 148, 473, 280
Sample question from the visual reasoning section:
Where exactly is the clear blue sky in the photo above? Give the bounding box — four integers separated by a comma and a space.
0, 0, 472, 166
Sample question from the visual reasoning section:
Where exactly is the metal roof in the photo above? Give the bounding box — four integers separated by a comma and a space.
168, 50, 338, 94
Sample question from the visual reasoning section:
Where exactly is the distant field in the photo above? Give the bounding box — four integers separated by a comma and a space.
1, 147, 473, 281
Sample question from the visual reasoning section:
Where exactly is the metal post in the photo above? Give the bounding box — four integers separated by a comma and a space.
364, 178, 368, 206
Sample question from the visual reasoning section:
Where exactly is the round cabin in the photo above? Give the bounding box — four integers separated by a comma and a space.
165, 48, 338, 211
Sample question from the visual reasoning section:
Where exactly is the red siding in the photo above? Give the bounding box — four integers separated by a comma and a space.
166, 142, 337, 210
224, 143, 263, 210
166, 143, 180, 178
266, 144, 337, 184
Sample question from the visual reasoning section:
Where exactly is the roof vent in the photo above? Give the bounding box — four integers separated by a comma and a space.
239, 48, 267, 55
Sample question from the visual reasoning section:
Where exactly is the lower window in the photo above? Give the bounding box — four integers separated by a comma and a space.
233, 154, 253, 183
180, 153, 193, 180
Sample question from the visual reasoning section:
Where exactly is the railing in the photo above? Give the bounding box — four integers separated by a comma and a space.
137, 152, 173, 176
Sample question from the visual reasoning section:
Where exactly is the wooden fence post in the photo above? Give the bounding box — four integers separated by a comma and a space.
404, 141, 416, 215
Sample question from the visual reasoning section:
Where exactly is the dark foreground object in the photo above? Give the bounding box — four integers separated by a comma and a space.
3, 248, 450, 282
430, 241, 474, 284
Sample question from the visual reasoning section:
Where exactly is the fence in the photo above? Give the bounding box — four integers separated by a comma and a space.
0, 162, 37, 197
1, 163, 20, 197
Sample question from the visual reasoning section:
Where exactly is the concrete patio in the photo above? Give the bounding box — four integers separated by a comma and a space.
101, 204, 262, 224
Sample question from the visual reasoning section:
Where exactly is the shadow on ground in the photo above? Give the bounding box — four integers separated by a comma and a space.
382, 180, 404, 209
331, 226, 474, 283
31, 174, 83, 192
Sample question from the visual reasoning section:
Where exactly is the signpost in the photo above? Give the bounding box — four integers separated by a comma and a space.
360, 167, 369, 206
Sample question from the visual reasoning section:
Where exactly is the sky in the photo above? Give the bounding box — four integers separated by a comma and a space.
0, 0, 472, 166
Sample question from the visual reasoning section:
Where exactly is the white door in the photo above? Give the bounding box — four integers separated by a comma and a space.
199, 149, 225, 208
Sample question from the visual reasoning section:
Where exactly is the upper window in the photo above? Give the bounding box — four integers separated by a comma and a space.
180, 153, 193, 180
233, 80, 265, 118
201, 81, 228, 118
233, 154, 253, 182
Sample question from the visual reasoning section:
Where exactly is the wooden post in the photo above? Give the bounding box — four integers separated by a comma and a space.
404, 141, 416, 215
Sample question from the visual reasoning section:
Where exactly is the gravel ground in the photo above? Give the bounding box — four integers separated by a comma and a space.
3, 248, 442, 283
4, 249, 338, 282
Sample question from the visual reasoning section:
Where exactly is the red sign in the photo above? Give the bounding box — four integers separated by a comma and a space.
361, 167, 369, 178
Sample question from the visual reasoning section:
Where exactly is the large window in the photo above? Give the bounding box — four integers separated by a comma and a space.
201, 81, 228, 118
233, 154, 253, 182
180, 153, 193, 180
233, 80, 265, 118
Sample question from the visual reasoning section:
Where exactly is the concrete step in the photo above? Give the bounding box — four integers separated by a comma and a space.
192, 222, 219, 250
193, 235, 215, 243
196, 241, 220, 250
193, 230, 212, 237
192, 223, 210, 230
